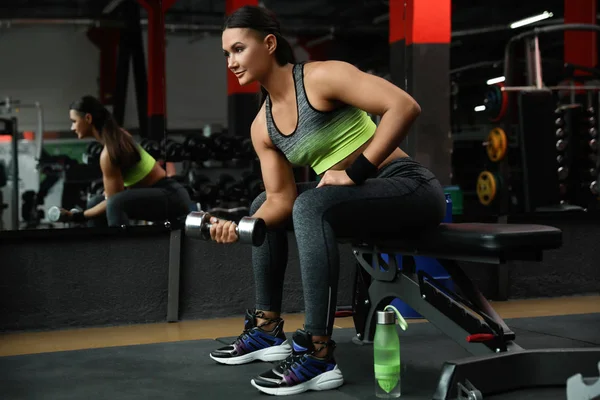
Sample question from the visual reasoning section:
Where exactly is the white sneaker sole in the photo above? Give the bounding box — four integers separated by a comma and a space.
210, 340, 292, 365
250, 365, 344, 395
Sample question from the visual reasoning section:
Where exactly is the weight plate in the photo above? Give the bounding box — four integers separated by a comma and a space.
476, 171, 498, 206
486, 83, 508, 122
486, 127, 508, 162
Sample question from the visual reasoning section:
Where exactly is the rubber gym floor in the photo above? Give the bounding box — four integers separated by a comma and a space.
1, 295, 599, 399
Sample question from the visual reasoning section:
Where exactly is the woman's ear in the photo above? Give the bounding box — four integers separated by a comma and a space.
264, 34, 277, 56
85, 113, 93, 124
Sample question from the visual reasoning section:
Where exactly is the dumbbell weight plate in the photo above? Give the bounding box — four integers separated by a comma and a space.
238, 216, 266, 246
47, 206, 81, 223
476, 171, 498, 206
485, 127, 507, 162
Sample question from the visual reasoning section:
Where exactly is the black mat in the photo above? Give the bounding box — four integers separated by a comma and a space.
1, 314, 599, 400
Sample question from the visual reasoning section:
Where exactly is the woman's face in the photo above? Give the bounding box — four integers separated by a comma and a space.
222, 28, 274, 85
69, 110, 93, 139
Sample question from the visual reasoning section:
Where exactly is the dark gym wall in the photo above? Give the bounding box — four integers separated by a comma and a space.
0, 228, 358, 333
0, 228, 171, 332
389, 0, 452, 186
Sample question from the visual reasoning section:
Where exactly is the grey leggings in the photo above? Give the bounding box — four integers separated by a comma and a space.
87, 178, 193, 227
250, 157, 447, 336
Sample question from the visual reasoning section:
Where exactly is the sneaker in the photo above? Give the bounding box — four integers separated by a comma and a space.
250, 329, 344, 395
210, 309, 292, 365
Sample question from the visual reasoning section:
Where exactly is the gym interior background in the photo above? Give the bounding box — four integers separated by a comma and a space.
0, 0, 599, 399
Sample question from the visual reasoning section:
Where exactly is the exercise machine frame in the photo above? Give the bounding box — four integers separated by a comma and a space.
349, 222, 600, 399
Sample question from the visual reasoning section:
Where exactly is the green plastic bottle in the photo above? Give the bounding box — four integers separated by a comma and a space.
374, 305, 407, 398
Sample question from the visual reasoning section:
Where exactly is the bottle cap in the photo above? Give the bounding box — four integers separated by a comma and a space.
377, 310, 396, 325
383, 304, 409, 331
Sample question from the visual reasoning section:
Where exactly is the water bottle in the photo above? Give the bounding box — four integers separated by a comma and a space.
374, 306, 407, 398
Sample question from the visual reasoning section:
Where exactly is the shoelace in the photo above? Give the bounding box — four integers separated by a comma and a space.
234, 312, 281, 345
279, 340, 336, 374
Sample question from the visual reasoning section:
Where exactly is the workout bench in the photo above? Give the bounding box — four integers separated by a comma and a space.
349, 222, 600, 399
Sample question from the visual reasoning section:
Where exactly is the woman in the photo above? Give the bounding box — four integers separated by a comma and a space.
209, 5, 447, 396
67, 95, 192, 227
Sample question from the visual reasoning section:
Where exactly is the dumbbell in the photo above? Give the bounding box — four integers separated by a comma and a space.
211, 133, 236, 161
185, 210, 266, 246
183, 135, 213, 162
47, 206, 83, 223
162, 139, 188, 162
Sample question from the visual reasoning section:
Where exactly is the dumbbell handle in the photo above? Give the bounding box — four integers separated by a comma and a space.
201, 218, 266, 247
185, 211, 266, 246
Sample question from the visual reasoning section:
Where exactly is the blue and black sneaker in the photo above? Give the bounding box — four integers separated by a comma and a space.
250, 329, 344, 395
210, 309, 292, 365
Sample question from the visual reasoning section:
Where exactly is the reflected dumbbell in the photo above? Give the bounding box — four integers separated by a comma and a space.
47, 206, 83, 223
162, 139, 188, 162
184, 135, 213, 162
185, 210, 266, 246
141, 139, 161, 159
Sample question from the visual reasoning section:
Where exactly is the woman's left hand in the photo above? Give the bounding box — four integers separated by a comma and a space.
316, 170, 355, 188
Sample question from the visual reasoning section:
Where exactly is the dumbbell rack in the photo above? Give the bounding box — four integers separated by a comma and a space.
555, 102, 600, 210
169, 131, 263, 220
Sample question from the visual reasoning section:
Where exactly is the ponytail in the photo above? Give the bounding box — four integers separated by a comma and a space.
101, 113, 141, 169
273, 32, 296, 66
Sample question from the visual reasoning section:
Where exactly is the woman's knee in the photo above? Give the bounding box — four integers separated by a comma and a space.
292, 189, 328, 228
105, 192, 127, 215
250, 191, 267, 215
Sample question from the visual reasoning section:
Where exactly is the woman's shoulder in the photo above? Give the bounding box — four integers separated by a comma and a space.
303, 60, 354, 78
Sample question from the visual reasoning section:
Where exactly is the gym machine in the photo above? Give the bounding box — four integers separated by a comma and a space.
0, 117, 19, 230
475, 24, 600, 216
0, 97, 45, 230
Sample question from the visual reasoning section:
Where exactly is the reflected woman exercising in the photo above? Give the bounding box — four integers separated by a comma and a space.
67, 95, 192, 227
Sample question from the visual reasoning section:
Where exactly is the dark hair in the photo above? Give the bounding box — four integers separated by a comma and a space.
223, 5, 296, 106
70, 95, 140, 169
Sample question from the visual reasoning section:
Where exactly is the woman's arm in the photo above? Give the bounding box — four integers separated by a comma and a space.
83, 149, 125, 219
209, 106, 297, 243
308, 61, 421, 167
248, 108, 297, 228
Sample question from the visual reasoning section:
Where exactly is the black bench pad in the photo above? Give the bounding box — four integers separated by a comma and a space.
350, 223, 562, 258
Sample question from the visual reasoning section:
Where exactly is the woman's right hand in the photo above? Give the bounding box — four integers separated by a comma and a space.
209, 217, 239, 244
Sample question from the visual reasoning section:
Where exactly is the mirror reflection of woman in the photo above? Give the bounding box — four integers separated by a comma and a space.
67, 95, 192, 227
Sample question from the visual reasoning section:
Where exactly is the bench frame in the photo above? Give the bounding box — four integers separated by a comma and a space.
350, 235, 600, 399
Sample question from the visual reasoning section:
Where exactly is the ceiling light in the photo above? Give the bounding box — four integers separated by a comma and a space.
474, 105, 486, 112
510, 11, 554, 29
487, 76, 506, 85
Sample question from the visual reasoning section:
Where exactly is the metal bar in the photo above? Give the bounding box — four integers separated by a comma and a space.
503, 24, 600, 89
502, 85, 600, 91
0, 18, 387, 36
532, 35, 543, 89
433, 348, 600, 400
437, 259, 513, 336
167, 229, 182, 322
11, 117, 18, 231
449, 60, 503, 75
35, 103, 43, 164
